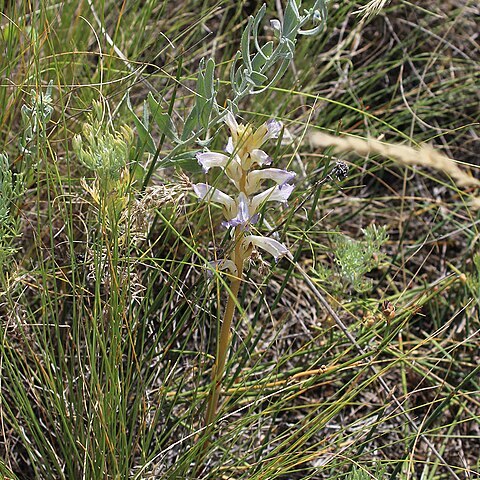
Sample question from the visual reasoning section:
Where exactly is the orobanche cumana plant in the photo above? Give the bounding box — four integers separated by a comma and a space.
194, 113, 296, 428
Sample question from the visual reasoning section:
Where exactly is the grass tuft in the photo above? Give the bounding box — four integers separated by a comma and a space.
1, 1, 479, 479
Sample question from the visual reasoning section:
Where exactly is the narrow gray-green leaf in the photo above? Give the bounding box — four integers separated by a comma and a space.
127, 97, 156, 155
147, 92, 179, 142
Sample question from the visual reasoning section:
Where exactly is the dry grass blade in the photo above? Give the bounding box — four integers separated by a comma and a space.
310, 132, 480, 189
355, 0, 391, 19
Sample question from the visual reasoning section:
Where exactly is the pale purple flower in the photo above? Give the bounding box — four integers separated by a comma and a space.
207, 259, 238, 278
270, 19, 282, 33
222, 192, 251, 228
243, 149, 272, 170
193, 183, 236, 219
196, 150, 242, 182
243, 235, 290, 261
245, 168, 296, 195
196, 151, 230, 173
194, 185, 260, 229
225, 137, 235, 154
249, 119, 283, 147
224, 111, 239, 136
250, 184, 294, 213
222, 112, 283, 171
263, 119, 283, 141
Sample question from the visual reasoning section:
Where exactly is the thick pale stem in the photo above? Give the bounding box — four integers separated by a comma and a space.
204, 226, 245, 429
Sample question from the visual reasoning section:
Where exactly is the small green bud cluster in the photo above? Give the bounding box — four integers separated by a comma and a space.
73, 102, 134, 219
20, 81, 53, 157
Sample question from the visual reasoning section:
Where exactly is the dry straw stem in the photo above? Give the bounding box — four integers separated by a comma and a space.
310, 132, 480, 205
355, 0, 391, 19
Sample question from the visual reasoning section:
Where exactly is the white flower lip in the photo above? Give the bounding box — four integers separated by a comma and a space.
249, 149, 272, 168
224, 111, 239, 135
196, 151, 230, 173
251, 184, 294, 213
193, 183, 236, 217
197, 150, 242, 182
265, 119, 283, 140
223, 192, 251, 228
225, 137, 234, 154
245, 168, 296, 195
207, 259, 238, 277
270, 19, 281, 32
243, 235, 290, 261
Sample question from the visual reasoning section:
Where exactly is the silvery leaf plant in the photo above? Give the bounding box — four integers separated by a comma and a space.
129, 0, 327, 159
129, 0, 328, 438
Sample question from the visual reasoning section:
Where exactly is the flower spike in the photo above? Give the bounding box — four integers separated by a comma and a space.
193, 113, 294, 246
196, 111, 295, 434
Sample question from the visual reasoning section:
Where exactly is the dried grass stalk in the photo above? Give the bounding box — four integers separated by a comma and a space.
355, 0, 391, 19
310, 132, 480, 189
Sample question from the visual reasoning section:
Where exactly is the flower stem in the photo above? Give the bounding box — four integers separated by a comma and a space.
204, 227, 245, 430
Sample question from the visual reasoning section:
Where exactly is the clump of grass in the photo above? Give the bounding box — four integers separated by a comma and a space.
1, 0, 479, 479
